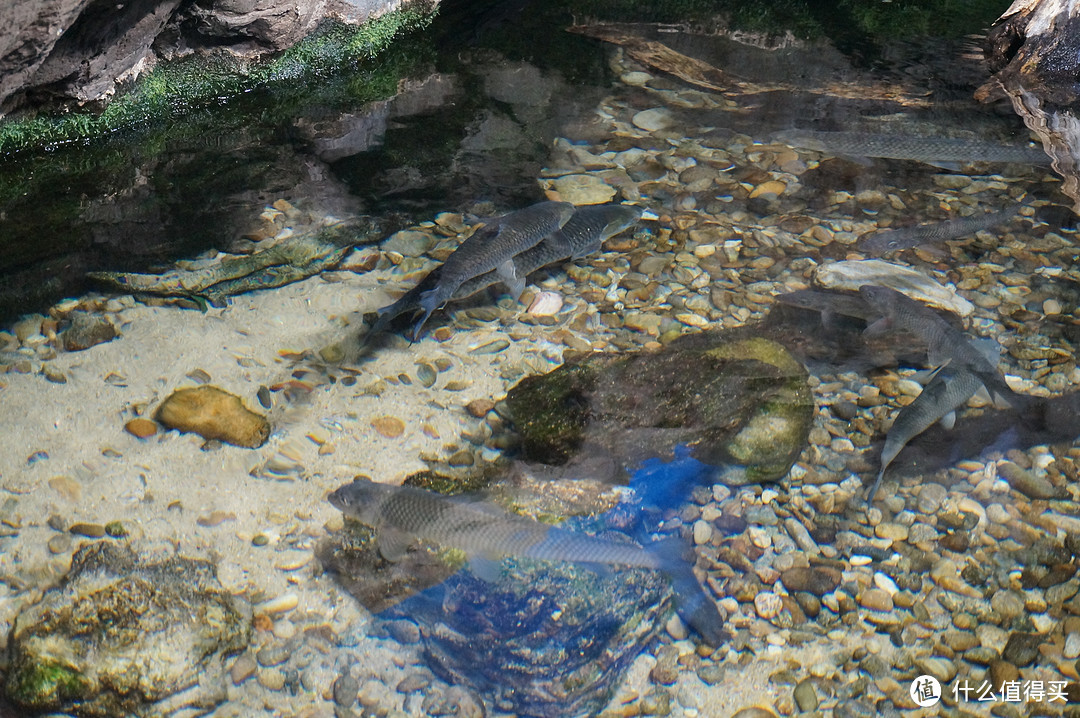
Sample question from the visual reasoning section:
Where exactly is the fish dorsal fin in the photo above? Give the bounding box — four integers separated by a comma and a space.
375, 526, 414, 562
971, 337, 1001, 366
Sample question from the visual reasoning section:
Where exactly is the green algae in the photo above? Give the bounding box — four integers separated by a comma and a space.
5, 659, 89, 710
504, 363, 597, 465
0, 7, 437, 157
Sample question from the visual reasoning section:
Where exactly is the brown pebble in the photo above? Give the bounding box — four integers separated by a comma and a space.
781, 566, 841, 596
196, 511, 237, 527
988, 659, 1019, 691
465, 399, 495, 418
732, 708, 778, 718
47, 534, 72, 554
859, 588, 894, 612
230, 653, 257, 685
124, 418, 158, 439
69, 522, 106, 538
47, 475, 82, 502
154, 385, 270, 448
371, 416, 405, 438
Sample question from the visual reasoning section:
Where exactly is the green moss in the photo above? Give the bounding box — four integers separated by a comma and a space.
706, 337, 805, 376
6, 658, 89, 709
403, 469, 495, 495
504, 364, 597, 465
0, 7, 437, 156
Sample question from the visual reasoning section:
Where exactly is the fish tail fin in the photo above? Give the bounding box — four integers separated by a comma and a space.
866, 467, 886, 504
647, 536, 728, 647
411, 288, 445, 341
365, 309, 395, 343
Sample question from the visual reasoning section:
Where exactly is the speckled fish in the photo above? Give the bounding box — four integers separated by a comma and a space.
867, 366, 982, 503
772, 129, 1049, 166
328, 477, 727, 646
369, 204, 642, 338
411, 201, 575, 339
858, 284, 1029, 410
859, 206, 1019, 257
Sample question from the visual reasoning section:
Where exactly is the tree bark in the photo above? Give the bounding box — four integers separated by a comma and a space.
981, 0, 1080, 213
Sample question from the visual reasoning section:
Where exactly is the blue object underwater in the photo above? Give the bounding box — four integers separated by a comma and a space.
628, 443, 716, 513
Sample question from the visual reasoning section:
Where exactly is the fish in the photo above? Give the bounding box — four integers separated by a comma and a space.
867, 366, 983, 503
859, 206, 1020, 257
368, 203, 643, 339
328, 477, 727, 646
410, 201, 575, 340
773, 288, 876, 322
858, 284, 1030, 410
772, 129, 1049, 167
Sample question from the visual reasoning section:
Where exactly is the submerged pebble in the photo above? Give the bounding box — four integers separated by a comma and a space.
155, 385, 270, 448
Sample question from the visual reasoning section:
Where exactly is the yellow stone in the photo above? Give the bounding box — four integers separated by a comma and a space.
371, 416, 405, 438
749, 180, 786, 199
154, 385, 269, 448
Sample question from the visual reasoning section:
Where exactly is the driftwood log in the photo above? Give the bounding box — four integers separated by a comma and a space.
980, 0, 1080, 212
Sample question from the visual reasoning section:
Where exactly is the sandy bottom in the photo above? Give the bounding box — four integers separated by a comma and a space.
0, 236, 810, 716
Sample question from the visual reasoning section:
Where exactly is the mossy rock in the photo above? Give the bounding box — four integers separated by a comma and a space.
501, 363, 598, 465
503, 330, 813, 486
3, 543, 251, 717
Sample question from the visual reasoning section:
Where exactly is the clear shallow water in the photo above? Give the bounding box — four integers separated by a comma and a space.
4, 2, 1080, 717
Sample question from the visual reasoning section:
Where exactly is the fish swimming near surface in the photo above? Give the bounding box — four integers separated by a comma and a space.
867, 366, 983, 503
858, 284, 1030, 411
368, 203, 643, 339
772, 129, 1049, 167
328, 477, 727, 646
859, 206, 1020, 257
410, 200, 575, 340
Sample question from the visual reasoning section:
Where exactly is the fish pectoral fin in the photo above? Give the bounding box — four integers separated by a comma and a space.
939, 411, 957, 431
862, 316, 892, 337
495, 259, 526, 301
375, 526, 414, 562
572, 241, 604, 260
466, 553, 504, 583
912, 366, 944, 385
926, 161, 965, 171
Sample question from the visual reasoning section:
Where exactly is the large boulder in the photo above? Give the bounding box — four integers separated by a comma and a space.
3, 543, 251, 717
0, 0, 435, 114
503, 331, 814, 488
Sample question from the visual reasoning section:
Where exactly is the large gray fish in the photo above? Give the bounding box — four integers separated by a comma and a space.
859, 206, 1019, 257
773, 288, 875, 322
772, 129, 1049, 167
867, 366, 982, 503
328, 477, 727, 646
369, 204, 642, 339
858, 284, 1030, 410
411, 201, 575, 339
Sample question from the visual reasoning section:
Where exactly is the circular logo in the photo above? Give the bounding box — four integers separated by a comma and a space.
910, 675, 942, 707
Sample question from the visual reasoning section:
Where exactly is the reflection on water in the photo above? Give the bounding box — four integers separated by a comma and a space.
5, 1, 1080, 716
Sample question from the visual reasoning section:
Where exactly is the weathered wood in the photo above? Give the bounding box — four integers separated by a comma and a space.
981, 0, 1080, 213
